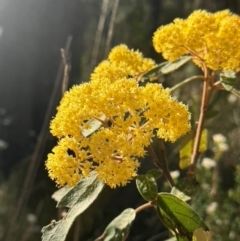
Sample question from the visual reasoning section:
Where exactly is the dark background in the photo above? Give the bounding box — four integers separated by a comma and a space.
0, 1, 240, 240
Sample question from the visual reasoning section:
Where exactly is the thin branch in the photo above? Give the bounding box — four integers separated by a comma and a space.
188, 66, 211, 176
91, 0, 110, 69
147, 145, 160, 167
158, 140, 175, 187
135, 202, 155, 214
147, 143, 174, 188
60, 47, 72, 94
169, 75, 204, 93
104, 0, 120, 57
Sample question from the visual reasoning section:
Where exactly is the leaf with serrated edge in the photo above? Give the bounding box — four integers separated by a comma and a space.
41, 172, 104, 241
101, 208, 136, 241
136, 175, 158, 201
157, 193, 208, 235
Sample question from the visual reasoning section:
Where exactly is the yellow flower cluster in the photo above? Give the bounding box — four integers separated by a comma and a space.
153, 10, 240, 71
91, 44, 156, 83
46, 45, 191, 188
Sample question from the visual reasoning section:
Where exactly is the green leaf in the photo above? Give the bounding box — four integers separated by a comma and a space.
176, 234, 189, 241
147, 169, 162, 180
205, 110, 219, 120
157, 193, 208, 237
140, 56, 191, 82
175, 178, 199, 196
159, 56, 192, 74
99, 208, 136, 241
140, 61, 168, 81
171, 187, 191, 202
136, 174, 158, 201
220, 70, 237, 91
41, 172, 104, 241
157, 206, 177, 231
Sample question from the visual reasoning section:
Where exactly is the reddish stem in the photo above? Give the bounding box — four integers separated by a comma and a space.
188, 65, 213, 176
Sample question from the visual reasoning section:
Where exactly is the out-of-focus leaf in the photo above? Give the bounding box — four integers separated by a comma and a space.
41, 172, 104, 241
199, 129, 207, 154
139, 56, 191, 82
171, 187, 191, 202
136, 174, 158, 201
192, 228, 212, 241
99, 208, 136, 241
175, 178, 199, 196
205, 110, 219, 120
147, 169, 162, 180
157, 193, 208, 236
220, 70, 237, 91
179, 129, 208, 169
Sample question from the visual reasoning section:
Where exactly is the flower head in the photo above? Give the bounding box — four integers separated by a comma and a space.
153, 10, 240, 71
91, 44, 156, 83
46, 45, 191, 188
47, 77, 190, 188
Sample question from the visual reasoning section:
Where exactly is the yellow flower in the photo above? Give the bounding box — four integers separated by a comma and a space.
47, 41, 191, 188
95, 156, 139, 188
46, 137, 91, 187
47, 76, 190, 188
91, 44, 156, 83
141, 83, 191, 142
153, 10, 240, 71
